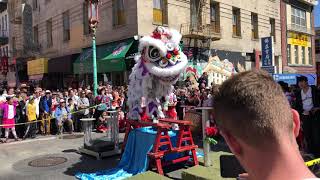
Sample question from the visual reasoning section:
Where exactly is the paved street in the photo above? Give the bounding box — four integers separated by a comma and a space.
0, 132, 230, 180
0, 134, 121, 180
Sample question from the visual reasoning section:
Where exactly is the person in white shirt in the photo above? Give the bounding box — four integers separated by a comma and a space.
76, 91, 90, 132
295, 76, 320, 156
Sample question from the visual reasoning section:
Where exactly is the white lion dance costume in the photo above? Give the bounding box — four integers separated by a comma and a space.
127, 26, 188, 121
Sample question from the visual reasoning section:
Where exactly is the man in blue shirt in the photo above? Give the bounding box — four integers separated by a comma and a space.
55, 99, 73, 135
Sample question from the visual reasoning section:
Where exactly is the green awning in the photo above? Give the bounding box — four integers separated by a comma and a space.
73, 38, 135, 74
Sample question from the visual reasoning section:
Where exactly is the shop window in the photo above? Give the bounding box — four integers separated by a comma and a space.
63, 11, 70, 42
210, 1, 220, 33
153, 0, 168, 25
302, 46, 306, 64
232, 7, 241, 37
251, 13, 258, 39
46, 19, 53, 48
294, 45, 299, 64
113, 0, 126, 26
287, 44, 291, 64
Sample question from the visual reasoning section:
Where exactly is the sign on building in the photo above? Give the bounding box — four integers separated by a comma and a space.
261, 37, 275, 74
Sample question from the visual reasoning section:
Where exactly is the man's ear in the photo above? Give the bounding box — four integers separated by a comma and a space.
220, 129, 242, 156
292, 109, 300, 138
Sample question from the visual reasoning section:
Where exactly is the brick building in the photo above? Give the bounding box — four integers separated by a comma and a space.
280, 0, 318, 74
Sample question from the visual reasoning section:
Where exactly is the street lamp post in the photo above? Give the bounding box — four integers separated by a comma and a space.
87, 0, 99, 96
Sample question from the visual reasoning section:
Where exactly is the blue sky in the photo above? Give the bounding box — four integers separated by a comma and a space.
316, 3, 320, 27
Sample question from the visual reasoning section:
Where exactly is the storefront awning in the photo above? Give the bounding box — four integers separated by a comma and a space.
73, 38, 135, 74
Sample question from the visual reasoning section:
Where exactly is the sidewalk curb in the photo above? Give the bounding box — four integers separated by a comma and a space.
0, 136, 57, 146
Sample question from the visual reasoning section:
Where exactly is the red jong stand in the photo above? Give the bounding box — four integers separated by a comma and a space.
122, 119, 199, 175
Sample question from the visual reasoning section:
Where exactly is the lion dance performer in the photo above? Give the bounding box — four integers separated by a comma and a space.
127, 26, 188, 121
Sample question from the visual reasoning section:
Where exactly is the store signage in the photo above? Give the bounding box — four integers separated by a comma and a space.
273, 73, 317, 85
288, 32, 309, 47
112, 43, 127, 56
27, 58, 48, 75
261, 66, 275, 74
261, 37, 274, 67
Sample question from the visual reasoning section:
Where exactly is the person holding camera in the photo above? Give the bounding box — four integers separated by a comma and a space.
214, 70, 316, 180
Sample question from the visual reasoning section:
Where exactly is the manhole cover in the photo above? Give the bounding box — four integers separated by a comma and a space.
28, 157, 67, 167
62, 134, 84, 139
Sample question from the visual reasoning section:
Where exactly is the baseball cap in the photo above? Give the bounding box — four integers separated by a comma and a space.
60, 99, 66, 103
45, 90, 51, 94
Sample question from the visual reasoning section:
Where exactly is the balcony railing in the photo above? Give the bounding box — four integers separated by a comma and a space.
287, 24, 314, 35
180, 23, 221, 41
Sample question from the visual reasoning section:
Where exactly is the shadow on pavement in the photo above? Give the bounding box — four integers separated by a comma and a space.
62, 149, 78, 153
64, 153, 121, 177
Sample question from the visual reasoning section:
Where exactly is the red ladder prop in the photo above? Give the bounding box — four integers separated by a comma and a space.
122, 118, 199, 175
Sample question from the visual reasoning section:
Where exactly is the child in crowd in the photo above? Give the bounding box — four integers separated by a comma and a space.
24, 96, 37, 139
97, 111, 109, 133
0, 96, 19, 142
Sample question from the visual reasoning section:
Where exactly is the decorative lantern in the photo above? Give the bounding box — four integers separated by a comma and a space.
86, 0, 100, 29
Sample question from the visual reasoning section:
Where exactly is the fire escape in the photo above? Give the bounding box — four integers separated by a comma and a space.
180, 0, 221, 60
9, 0, 39, 59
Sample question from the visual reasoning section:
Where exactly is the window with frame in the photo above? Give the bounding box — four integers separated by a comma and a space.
6, 46, 8, 57
294, 45, 299, 64
315, 39, 320, 54
210, 1, 220, 33
270, 18, 276, 42
4, 15, 7, 30
251, 13, 258, 39
287, 44, 291, 64
302, 46, 306, 64
12, 37, 16, 54
153, 0, 168, 25
291, 7, 306, 31
46, 19, 53, 48
113, 0, 126, 26
33, 25, 38, 46
83, 2, 90, 35
33, 0, 38, 10
2, 16, 4, 32
63, 11, 70, 41
232, 7, 241, 37
308, 47, 312, 65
